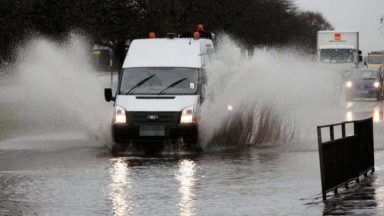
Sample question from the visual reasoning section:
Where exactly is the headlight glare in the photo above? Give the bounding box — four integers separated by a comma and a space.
180, 106, 194, 124
114, 105, 127, 124
373, 81, 380, 88
227, 105, 234, 111
345, 81, 353, 88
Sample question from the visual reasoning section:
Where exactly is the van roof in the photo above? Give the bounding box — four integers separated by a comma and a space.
123, 38, 212, 68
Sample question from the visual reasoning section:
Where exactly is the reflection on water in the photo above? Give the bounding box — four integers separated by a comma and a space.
323, 175, 378, 215
346, 111, 353, 121
373, 107, 381, 123
108, 158, 133, 216
375, 185, 384, 209
176, 159, 197, 216
346, 102, 353, 109
345, 101, 383, 123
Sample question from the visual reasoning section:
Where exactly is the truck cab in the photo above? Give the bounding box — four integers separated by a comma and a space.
317, 31, 361, 64
317, 31, 362, 77
104, 29, 214, 153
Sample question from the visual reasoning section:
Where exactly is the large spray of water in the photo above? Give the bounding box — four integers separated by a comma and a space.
199, 36, 344, 149
4, 33, 113, 146
1, 34, 346, 151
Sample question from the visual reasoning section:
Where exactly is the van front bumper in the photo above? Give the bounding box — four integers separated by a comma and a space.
112, 123, 198, 143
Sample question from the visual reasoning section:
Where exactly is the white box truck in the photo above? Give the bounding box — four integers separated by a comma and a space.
317, 31, 362, 73
104, 27, 214, 153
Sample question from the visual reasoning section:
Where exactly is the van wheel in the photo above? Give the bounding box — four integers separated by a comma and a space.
111, 142, 126, 156
183, 142, 202, 152
182, 137, 202, 152
140, 142, 164, 154
376, 93, 382, 101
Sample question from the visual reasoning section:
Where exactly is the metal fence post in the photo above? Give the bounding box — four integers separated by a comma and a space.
317, 126, 326, 200
330, 126, 334, 141
369, 118, 375, 173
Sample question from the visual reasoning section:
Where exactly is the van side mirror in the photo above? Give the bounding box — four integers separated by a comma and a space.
104, 88, 114, 102
358, 50, 362, 55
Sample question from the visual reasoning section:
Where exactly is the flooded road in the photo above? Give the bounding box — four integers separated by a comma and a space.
0, 140, 319, 216
0, 133, 384, 215
1, 71, 384, 215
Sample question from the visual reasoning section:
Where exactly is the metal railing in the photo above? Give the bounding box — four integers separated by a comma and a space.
317, 117, 374, 200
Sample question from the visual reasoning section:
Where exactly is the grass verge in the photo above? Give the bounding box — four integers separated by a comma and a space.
0, 103, 19, 141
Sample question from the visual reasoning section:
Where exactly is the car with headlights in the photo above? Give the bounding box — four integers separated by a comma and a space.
345, 69, 383, 100
104, 26, 214, 153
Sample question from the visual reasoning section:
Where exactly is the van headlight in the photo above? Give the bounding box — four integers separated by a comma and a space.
345, 81, 353, 88
227, 104, 234, 111
114, 105, 127, 124
373, 81, 380, 88
180, 106, 195, 124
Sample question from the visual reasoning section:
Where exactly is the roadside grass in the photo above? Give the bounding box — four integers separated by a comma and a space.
0, 103, 19, 141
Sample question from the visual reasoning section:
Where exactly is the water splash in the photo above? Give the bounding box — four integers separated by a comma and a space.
5, 33, 112, 146
2, 33, 346, 151
200, 35, 344, 149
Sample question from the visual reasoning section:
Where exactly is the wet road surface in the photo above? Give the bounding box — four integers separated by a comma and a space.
1, 74, 384, 215
0, 132, 384, 215
0, 141, 321, 215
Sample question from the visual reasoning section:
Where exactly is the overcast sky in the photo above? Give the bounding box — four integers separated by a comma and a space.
294, 0, 384, 53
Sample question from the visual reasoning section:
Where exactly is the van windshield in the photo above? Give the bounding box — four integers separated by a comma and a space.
120, 67, 199, 95
320, 49, 354, 63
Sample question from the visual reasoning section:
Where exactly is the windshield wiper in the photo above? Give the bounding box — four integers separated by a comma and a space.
158, 77, 188, 95
124, 74, 155, 95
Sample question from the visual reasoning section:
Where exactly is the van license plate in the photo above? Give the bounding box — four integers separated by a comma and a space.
140, 126, 165, 136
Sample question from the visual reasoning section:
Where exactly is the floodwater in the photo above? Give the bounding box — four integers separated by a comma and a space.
0, 137, 383, 216
1, 72, 384, 215
0, 101, 384, 216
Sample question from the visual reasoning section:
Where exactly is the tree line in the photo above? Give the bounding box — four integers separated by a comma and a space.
0, 0, 333, 66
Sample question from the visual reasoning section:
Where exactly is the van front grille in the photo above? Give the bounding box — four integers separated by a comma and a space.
127, 112, 180, 125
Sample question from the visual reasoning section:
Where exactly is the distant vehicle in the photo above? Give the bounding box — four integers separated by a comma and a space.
104, 25, 215, 153
345, 69, 383, 100
92, 44, 114, 71
317, 31, 362, 77
366, 51, 384, 70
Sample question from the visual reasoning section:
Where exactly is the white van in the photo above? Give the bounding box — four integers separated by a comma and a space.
104, 29, 214, 153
